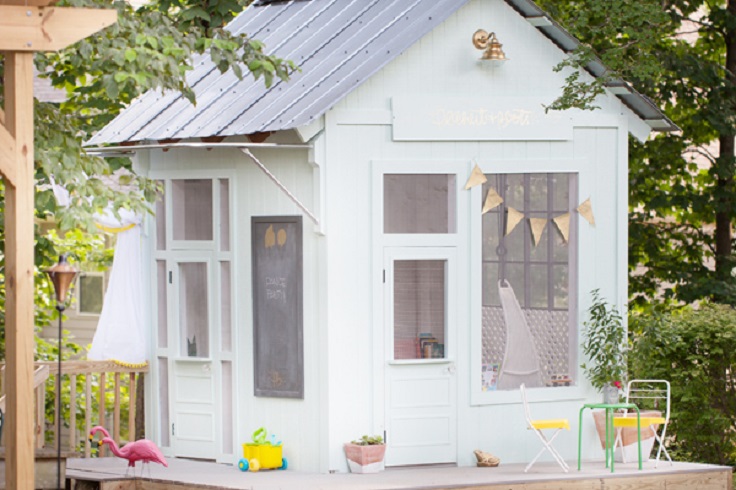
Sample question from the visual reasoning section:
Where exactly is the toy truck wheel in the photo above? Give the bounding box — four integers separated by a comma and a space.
238, 458, 249, 472
280, 457, 288, 470
249, 458, 261, 472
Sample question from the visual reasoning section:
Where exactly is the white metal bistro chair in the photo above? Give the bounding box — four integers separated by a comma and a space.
613, 379, 672, 467
520, 383, 570, 473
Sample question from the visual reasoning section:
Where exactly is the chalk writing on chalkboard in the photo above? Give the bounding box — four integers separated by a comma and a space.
265, 277, 287, 302
252, 216, 303, 399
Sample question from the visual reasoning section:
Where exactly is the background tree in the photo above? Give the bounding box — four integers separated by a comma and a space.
536, 0, 736, 306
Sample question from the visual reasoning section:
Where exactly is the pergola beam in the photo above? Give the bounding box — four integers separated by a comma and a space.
0, 6, 116, 51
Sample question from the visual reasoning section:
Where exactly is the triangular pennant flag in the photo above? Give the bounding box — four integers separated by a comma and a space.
553, 213, 570, 243
505, 207, 524, 236
577, 198, 595, 226
529, 218, 547, 247
464, 163, 487, 190
482, 188, 504, 214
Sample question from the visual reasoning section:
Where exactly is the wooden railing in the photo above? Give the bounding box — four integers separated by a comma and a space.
1, 360, 149, 457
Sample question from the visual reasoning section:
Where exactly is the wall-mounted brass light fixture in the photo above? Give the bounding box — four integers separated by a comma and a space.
472, 30, 508, 62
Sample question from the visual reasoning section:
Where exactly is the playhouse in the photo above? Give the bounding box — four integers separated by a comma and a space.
86, 0, 674, 473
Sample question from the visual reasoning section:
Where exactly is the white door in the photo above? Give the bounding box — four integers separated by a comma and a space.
170, 259, 217, 458
384, 247, 457, 466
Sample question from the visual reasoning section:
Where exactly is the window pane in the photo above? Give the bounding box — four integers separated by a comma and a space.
504, 217, 525, 261
220, 261, 232, 352
482, 211, 501, 261
155, 183, 166, 250
219, 179, 230, 252
384, 174, 456, 233
172, 179, 213, 241
157, 261, 168, 349
529, 265, 549, 308
529, 174, 548, 210
552, 174, 570, 211
393, 260, 446, 360
79, 275, 103, 314
505, 174, 524, 208
553, 265, 569, 309
179, 262, 209, 358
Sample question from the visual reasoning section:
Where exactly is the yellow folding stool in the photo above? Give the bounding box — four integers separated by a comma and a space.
520, 383, 570, 473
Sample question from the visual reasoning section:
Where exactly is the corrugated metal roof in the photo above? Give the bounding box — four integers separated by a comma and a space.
88, 0, 676, 146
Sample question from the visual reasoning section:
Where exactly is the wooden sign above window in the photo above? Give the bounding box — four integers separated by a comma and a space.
391, 96, 573, 141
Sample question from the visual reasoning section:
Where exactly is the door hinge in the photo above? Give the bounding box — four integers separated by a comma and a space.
169, 271, 173, 284
384, 430, 387, 444
383, 269, 386, 283
172, 423, 175, 436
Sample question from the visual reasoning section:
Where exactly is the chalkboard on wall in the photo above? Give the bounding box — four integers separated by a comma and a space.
251, 216, 303, 398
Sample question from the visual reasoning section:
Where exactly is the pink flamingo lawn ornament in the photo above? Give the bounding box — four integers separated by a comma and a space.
89, 426, 110, 439
89, 426, 168, 476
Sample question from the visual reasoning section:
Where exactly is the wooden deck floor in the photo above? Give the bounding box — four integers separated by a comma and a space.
66, 457, 732, 490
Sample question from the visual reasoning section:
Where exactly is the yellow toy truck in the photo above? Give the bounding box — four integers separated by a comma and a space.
238, 427, 287, 472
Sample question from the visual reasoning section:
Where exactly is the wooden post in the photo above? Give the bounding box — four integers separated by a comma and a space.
0, 5, 116, 488
3, 51, 37, 490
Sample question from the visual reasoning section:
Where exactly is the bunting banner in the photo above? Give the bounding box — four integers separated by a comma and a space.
529, 218, 547, 247
464, 163, 487, 190
553, 213, 570, 243
480, 185, 593, 243
577, 198, 595, 226
482, 188, 504, 214
505, 207, 525, 236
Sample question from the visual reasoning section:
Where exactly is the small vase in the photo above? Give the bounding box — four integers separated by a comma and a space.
602, 383, 619, 404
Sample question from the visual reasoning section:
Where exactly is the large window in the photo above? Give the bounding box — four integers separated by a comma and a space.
480, 173, 577, 391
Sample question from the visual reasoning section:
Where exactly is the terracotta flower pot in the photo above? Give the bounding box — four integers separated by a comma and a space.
592, 410, 661, 462
344, 443, 386, 473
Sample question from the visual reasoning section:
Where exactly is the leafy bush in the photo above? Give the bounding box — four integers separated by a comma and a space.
629, 303, 736, 466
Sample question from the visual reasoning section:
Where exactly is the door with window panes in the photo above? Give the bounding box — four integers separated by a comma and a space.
154, 177, 235, 461
382, 173, 458, 466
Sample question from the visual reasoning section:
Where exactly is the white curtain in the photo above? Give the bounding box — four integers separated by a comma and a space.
87, 209, 148, 365
52, 182, 148, 365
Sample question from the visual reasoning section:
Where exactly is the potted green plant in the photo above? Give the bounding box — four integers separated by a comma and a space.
581, 289, 627, 403
343, 435, 386, 473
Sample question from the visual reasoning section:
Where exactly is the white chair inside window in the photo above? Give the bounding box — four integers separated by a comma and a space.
613, 379, 672, 467
520, 383, 570, 473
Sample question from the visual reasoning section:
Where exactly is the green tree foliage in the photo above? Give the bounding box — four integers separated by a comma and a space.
535, 0, 736, 305
629, 304, 736, 466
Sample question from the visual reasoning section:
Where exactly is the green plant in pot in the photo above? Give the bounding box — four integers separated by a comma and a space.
581, 289, 627, 404
344, 435, 386, 473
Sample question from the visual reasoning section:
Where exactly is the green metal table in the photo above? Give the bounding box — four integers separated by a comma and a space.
578, 402, 642, 473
